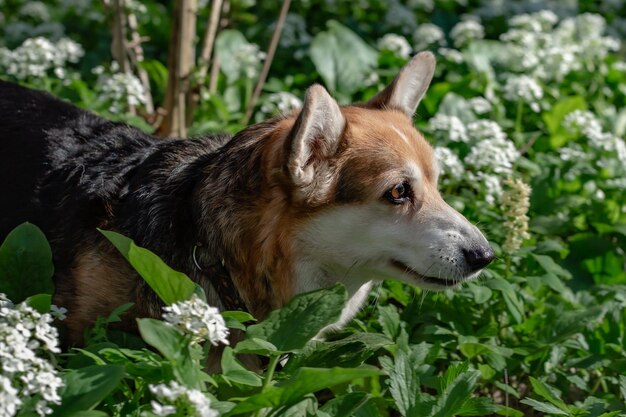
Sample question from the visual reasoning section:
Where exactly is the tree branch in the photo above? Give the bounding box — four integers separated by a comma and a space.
244, 0, 291, 124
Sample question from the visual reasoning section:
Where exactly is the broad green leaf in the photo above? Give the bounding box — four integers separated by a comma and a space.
377, 304, 402, 340
485, 277, 525, 324
227, 367, 381, 414
283, 332, 392, 371
532, 254, 572, 280
519, 398, 568, 415
137, 318, 202, 389
431, 370, 481, 417
51, 365, 125, 417
541, 96, 587, 149
233, 337, 278, 356
24, 293, 52, 313
528, 377, 570, 412
318, 392, 371, 417
99, 229, 195, 305
456, 397, 499, 416
310, 21, 378, 97
222, 310, 256, 330
245, 284, 347, 353
221, 346, 262, 387
0, 223, 54, 303
619, 375, 626, 402
385, 347, 434, 417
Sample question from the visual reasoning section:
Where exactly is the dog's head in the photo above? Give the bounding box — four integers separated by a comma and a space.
275, 52, 494, 294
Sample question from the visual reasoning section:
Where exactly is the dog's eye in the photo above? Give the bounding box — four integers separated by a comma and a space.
385, 182, 411, 204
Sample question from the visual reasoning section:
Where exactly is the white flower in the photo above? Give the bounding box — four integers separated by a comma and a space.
434, 147, 463, 180
18, 1, 50, 21
260, 92, 302, 116
438, 47, 464, 64
450, 20, 484, 48
49, 306, 67, 321
468, 97, 492, 115
378, 34, 412, 59
469, 172, 504, 205
413, 23, 445, 51
563, 110, 603, 141
232, 42, 266, 79
277, 14, 311, 49
465, 134, 519, 175
96, 71, 146, 113
149, 381, 218, 417
0, 37, 83, 81
0, 294, 63, 417
0, 375, 21, 417
428, 114, 468, 143
162, 295, 229, 345
503, 75, 543, 112
467, 120, 507, 142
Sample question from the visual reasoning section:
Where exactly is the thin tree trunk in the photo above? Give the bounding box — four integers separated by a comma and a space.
197, 0, 223, 81
157, 0, 198, 138
208, 0, 230, 94
127, 11, 154, 114
110, 0, 136, 115
244, 0, 291, 124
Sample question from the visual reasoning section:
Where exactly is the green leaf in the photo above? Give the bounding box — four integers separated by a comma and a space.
227, 367, 381, 414
528, 377, 570, 412
24, 294, 52, 313
0, 223, 54, 303
519, 398, 568, 415
456, 397, 499, 416
318, 392, 371, 417
541, 96, 587, 148
310, 21, 378, 97
532, 254, 572, 280
431, 370, 481, 417
385, 347, 433, 417
245, 284, 347, 353
99, 229, 195, 305
222, 310, 256, 330
137, 318, 202, 388
51, 365, 125, 417
221, 346, 262, 387
233, 337, 278, 356
377, 304, 402, 340
284, 333, 392, 371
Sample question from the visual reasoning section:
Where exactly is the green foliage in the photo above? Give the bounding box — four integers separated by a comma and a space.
0, 222, 54, 302
1, 1, 626, 416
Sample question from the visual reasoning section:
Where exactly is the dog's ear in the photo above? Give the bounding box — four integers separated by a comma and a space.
287, 84, 345, 191
367, 51, 436, 117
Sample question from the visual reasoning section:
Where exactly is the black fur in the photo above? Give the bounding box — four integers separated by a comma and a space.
0, 81, 260, 329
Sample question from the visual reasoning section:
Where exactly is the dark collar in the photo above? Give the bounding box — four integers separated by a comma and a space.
193, 244, 247, 312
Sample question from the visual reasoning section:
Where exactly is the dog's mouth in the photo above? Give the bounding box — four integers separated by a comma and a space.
390, 259, 461, 288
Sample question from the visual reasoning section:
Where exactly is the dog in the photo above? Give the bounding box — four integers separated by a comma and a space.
0, 52, 494, 346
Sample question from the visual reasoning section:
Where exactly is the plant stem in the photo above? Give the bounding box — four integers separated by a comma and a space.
514, 100, 523, 137
243, 0, 291, 124
263, 354, 280, 392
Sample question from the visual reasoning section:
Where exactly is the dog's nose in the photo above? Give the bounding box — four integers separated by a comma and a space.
462, 246, 495, 271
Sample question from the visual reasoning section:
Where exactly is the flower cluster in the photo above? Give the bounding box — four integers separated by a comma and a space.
427, 114, 468, 143
162, 295, 229, 345
434, 147, 463, 180
413, 23, 445, 51
0, 294, 63, 417
501, 178, 532, 253
378, 34, 412, 59
0, 36, 83, 81
450, 19, 485, 48
232, 42, 266, 80
260, 91, 302, 116
427, 112, 520, 204
95, 70, 147, 113
561, 110, 626, 186
148, 381, 218, 417
499, 11, 620, 82
503, 75, 544, 112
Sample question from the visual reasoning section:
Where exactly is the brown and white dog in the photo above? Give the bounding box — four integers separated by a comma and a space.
0, 52, 494, 345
